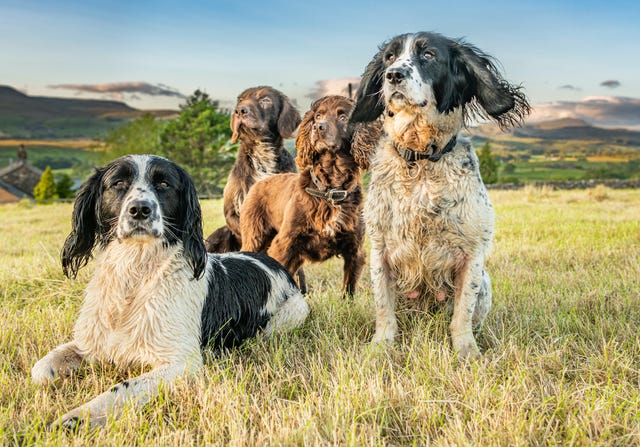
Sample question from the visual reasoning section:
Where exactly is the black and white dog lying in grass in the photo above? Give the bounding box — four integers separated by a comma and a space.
31, 154, 309, 429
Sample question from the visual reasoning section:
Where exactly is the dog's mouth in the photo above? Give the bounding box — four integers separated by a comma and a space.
119, 222, 161, 240
387, 91, 429, 109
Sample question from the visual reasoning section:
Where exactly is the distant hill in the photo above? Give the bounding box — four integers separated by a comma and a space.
470, 118, 640, 144
0, 85, 177, 139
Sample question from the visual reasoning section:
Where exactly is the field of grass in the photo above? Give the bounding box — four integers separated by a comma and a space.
1, 189, 639, 445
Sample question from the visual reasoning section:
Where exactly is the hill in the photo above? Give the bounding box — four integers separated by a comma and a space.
470, 118, 640, 144
0, 85, 177, 139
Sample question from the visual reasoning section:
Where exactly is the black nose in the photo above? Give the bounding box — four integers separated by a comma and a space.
238, 105, 250, 116
128, 200, 153, 220
317, 121, 327, 132
386, 67, 407, 84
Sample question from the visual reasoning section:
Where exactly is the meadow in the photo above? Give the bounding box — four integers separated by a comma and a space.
1, 187, 639, 445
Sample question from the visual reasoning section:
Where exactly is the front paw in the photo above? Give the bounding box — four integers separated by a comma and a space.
31, 358, 58, 385
452, 336, 482, 362
371, 328, 396, 345
50, 409, 106, 432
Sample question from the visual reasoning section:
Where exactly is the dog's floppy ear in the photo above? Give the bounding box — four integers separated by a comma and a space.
295, 106, 316, 169
61, 167, 105, 279
449, 40, 531, 128
350, 119, 383, 171
230, 112, 240, 144
277, 94, 301, 139
350, 48, 385, 123
176, 165, 207, 280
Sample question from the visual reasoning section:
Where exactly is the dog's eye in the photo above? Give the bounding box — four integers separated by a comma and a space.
422, 50, 435, 60
315, 113, 322, 120
385, 52, 395, 63
113, 180, 128, 191
338, 113, 347, 122
155, 181, 170, 191
259, 97, 272, 107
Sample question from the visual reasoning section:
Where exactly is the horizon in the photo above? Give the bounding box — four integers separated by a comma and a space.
2, 0, 640, 128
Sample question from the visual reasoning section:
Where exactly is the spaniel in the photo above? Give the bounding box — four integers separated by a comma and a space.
350, 32, 530, 360
240, 96, 381, 298
204, 86, 301, 253
31, 155, 309, 429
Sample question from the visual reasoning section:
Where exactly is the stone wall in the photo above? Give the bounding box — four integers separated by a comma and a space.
487, 179, 640, 190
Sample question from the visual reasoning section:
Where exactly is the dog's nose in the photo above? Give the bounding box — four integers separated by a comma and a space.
128, 200, 154, 220
238, 105, 250, 116
317, 121, 327, 132
386, 67, 407, 84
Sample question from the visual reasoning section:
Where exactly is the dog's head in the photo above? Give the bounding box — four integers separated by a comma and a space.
61, 155, 206, 280
230, 86, 301, 144
295, 95, 355, 168
350, 32, 530, 130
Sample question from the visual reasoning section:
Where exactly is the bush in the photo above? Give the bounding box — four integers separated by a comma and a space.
33, 166, 58, 202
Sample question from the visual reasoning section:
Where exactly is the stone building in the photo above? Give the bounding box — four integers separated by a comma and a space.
0, 145, 43, 203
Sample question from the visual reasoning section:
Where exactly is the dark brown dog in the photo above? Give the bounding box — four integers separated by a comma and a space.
239, 96, 381, 297
205, 86, 301, 252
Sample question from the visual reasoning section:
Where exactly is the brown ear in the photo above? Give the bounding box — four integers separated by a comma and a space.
277, 96, 301, 138
230, 113, 240, 143
350, 119, 383, 170
294, 109, 315, 169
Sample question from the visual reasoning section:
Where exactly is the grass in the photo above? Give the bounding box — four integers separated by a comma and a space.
1, 190, 639, 445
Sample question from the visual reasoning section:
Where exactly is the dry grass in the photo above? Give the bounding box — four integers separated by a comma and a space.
1, 190, 639, 446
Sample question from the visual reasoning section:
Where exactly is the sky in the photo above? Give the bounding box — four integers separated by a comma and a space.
2, 0, 640, 127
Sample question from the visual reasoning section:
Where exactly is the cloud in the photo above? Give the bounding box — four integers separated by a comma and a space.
307, 77, 361, 101
559, 84, 581, 91
529, 96, 640, 128
48, 82, 187, 101
600, 80, 621, 89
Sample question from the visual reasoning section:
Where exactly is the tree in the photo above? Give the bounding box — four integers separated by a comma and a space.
477, 142, 499, 185
503, 162, 516, 175
101, 113, 164, 162
159, 90, 235, 196
33, 166, 58, 202
55, 173, 75, 199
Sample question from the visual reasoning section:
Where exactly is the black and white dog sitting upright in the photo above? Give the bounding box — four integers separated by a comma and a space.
31, 154, 309, 429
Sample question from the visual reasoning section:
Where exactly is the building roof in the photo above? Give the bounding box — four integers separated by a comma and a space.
0, 160, 43, 198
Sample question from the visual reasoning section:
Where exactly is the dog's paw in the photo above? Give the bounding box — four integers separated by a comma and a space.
50, 409, 106, 432
31, 359, 59, 385
454, 340, 482, 362
371, 330, 395, 345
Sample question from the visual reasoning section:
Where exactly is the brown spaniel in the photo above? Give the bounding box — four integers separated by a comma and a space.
204, 86, 301, 253
239, 96, 381, 297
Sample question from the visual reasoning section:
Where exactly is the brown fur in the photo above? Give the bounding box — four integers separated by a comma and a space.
205, 86, 301, 253
239, 96, 379, 297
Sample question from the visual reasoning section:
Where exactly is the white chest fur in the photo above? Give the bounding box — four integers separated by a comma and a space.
72, 241, 207, 368
365, 136, 495, 293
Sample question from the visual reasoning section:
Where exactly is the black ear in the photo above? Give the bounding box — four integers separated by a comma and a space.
449, 40, 530, 128
176, 166, 207, 280
61, 167, 105, 279
350, 48, 386, 123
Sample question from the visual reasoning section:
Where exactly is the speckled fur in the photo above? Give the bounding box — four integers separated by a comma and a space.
351, 32, 530, 360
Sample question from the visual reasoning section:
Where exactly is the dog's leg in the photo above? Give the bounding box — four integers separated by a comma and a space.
451, 258, 485, 361
472, 269, 492, 331
32, 341, 84, 385
267, 234, 305, 284
296, 269, 308, 295
52, 360, 202, 430
341, 237, 365, 299
370, 239, 398, 344
262, 290, 309, 337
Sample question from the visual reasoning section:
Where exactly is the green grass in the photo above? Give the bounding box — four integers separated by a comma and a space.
1, 189, 639, 445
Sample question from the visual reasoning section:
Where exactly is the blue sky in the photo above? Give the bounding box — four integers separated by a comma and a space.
2, 0, 640, 124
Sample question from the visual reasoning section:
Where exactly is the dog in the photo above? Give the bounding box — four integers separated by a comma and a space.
205, 86, 301, 253
240, 96, 381, 298
31, 155, 309, 429
350, 32, 530, 360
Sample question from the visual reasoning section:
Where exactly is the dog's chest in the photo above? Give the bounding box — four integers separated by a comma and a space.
251, 143, 279, 182
366, 144, 494, 284
73, 243, 205, 367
